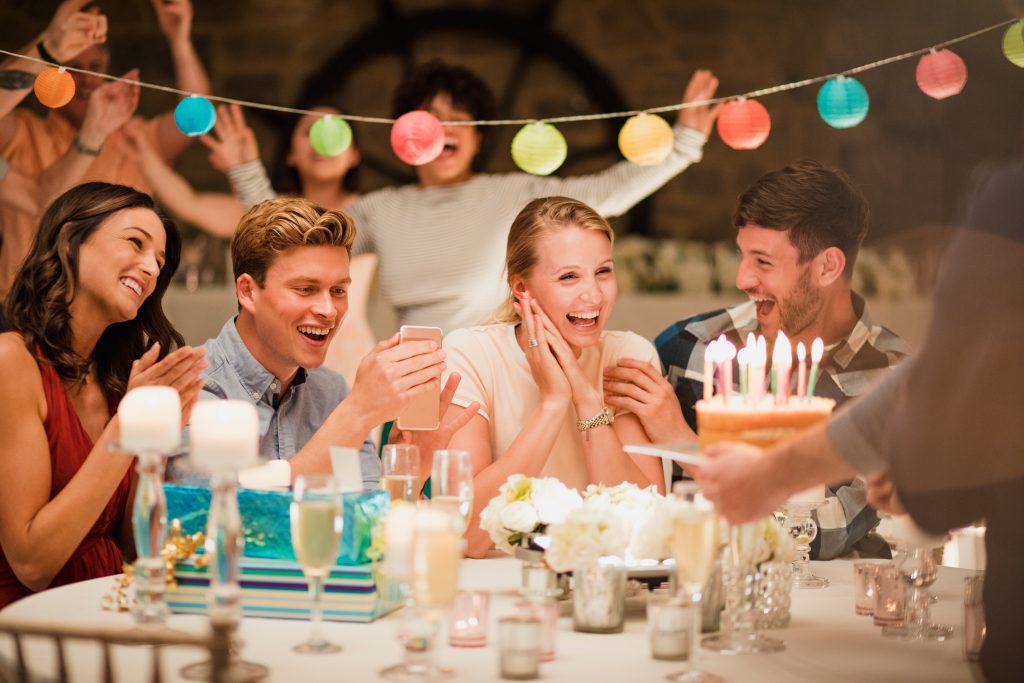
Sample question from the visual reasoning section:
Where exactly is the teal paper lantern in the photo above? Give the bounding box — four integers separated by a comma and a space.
1003, 21, 1024, 68
310, 115, 353, 156
511, 122, 567, 176
817, 76, 869, 129
174, 95, 216, 137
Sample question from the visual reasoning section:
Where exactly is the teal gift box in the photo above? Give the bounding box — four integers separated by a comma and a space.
164, 484, 388, 565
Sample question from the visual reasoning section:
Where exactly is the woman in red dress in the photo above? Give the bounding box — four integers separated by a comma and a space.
0, 182, 207, 608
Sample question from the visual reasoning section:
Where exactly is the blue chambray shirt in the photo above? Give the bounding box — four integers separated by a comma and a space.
173, 318, 380, 490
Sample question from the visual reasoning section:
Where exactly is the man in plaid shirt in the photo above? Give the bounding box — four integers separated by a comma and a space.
604, 160, 909, 559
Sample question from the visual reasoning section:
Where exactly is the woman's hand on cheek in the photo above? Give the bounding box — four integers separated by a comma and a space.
534, 305, 598, 408
516, 295, 571, 407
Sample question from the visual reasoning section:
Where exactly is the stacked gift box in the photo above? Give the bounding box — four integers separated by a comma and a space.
163, 484, 400, 623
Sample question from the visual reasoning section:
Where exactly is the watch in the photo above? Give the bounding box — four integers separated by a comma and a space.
576, 406, 614, 436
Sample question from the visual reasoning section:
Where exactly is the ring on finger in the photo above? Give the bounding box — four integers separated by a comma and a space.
527, 338, 539, 348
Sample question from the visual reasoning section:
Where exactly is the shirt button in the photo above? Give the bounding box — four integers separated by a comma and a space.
271, 382, 278, 390
251, 391, 260, 399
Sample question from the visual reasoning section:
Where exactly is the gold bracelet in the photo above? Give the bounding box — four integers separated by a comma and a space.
576, 406, 614, 440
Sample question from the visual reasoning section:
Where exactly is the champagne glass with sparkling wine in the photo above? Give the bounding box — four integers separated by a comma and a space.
291, 474, 343, 654
382, 444, 421, 503
430, 450, 474, 532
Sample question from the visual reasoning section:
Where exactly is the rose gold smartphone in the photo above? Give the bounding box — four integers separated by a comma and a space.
396, 325, 443, 431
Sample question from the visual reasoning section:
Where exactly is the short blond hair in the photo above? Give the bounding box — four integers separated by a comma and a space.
489, 196, 614, 324
231, 197, 357, 286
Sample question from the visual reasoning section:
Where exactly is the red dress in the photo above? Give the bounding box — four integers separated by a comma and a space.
0, 352, 131, 608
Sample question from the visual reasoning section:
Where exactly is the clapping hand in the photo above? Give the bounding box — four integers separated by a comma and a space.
43, 0, 107, 63
152, 0, 194, 49
80, 70, 141, 148
127, 343, 207, 426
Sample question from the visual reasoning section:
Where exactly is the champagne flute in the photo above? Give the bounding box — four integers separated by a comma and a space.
430, 450, 474, 533
290, 474, 343, 654
667, 482, 724, 683
382, 444, 421, 504
382, 503, 464, 680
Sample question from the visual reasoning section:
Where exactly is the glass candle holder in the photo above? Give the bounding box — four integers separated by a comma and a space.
498, 616, 542, 681
514, 597, 559, 662
647, 592, 692, 662
873, 564, 905, 626
448, 591, 490, 648
963, 574, 985, 662
853, 562, 881, 616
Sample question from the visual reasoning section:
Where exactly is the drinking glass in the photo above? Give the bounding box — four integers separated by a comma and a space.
430, 450, 474, 533
382, 503, 464, 680
290, 474, 343, 654
882, 543, 954, 641
382, 444, 421, 504
667, 482, 724, 683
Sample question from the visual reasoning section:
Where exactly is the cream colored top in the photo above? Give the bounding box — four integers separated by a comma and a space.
444, 324, 659, 491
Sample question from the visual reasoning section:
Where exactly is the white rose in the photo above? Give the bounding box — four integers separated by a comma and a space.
499, 500, 541, 534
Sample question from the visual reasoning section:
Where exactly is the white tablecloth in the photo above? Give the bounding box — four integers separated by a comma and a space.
0, 558, 977, 683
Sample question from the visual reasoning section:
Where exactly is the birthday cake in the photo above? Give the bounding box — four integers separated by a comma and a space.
695, 396, 835, 449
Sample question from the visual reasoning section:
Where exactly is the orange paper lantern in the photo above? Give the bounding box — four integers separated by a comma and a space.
34, 66, 75, 109
618, 113, 674, 165
916, 49, 967, 100
716, 99, 771, 150
390, 110, 445, 166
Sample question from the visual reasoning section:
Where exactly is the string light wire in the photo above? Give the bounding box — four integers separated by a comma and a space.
0, 18, 1016, 127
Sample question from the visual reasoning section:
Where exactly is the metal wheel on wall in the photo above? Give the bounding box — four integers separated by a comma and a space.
278, 0, 657, 235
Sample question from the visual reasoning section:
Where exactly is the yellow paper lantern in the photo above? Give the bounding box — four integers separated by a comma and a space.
618, 113, 674, 165
34, 66, 75, 109
1003, 21, 1024, 68
511, 122, 567, 176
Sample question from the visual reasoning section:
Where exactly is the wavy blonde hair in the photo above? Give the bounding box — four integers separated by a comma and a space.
488, 196, 614, 324
231, 196, 357, 287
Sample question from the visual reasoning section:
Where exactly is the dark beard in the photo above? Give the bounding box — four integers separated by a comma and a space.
779, 267, 822, 336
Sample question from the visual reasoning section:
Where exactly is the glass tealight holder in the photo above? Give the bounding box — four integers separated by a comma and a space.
647, 591, 692, 662
498, 616, 542, 681
448, 591, 490, 648
853, 562, 881, 616
873, 564, 905, 626
514, 597, 559, 662
963, 573, 985, 662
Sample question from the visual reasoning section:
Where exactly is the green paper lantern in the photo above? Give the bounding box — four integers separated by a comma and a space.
1003, 21, 1024, 68
511, 122, 567, 176
310, 115, 353, 156
817, 76, 869, 129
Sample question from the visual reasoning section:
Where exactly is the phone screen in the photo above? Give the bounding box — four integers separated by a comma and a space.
396, 325, 443, 430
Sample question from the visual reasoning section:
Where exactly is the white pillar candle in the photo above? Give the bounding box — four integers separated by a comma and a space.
383, 504, 417, 580
189, 400, 259, 473
118, 386, 181, 453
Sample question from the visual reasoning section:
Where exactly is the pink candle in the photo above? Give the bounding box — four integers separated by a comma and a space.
772, 331, 792, 405
703, 340, 717, 400
796, 342, 807, 399
720, 340, 737, 401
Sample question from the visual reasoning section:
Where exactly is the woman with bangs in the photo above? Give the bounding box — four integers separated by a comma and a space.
442, 196, 665, 557
0, 182, 206, 607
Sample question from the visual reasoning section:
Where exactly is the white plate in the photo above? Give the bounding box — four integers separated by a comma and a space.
623, 441, 706, 467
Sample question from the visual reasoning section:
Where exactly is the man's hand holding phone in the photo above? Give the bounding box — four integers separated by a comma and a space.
346, 330, 446, 430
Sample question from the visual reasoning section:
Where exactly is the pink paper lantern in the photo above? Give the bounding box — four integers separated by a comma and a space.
716, 99, 771, 150
915, 49, 967, 100
390, 110, 445, 165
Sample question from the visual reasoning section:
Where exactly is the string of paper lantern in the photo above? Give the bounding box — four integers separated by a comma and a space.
4, 17, 1018, 175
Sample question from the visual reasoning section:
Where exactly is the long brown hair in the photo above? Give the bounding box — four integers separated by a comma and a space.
488, 197, 614, 324
5, 182, 184, 400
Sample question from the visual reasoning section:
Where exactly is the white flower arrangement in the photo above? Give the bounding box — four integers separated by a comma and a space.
479, 475, 582, 554
732, 516, 797, 568
544, 505, 631, 572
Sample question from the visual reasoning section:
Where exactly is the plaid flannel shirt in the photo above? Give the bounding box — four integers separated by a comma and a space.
656, 293, 910, 559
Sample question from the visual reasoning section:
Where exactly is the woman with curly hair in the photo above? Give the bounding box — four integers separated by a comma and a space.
0, 182, 206, 607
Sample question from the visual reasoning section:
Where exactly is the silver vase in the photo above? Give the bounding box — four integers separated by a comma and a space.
572, 557, 626, 634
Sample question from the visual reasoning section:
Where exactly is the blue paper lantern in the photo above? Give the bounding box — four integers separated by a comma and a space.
817, 76, 869, 129
174, 95, 216, 137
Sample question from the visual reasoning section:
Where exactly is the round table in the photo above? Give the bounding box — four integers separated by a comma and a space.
0, 558, 977, 683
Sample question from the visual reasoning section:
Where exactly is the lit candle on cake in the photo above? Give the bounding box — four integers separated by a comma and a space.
796, 342, 807, 399
720, 339, 737, 400
737, 347, 750, 397
806, 338, 824, 400
703, 340, 718, 400
189, 401, 260, 474
118, 386, 182, 453
773, 331, 792, 405
750, 335, 767, 402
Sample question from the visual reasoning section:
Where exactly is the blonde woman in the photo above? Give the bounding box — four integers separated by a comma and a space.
443, 197, 664, 557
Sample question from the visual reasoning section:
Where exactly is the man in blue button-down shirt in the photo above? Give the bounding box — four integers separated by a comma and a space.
179, 197, 477, 490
